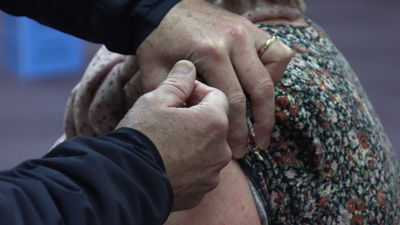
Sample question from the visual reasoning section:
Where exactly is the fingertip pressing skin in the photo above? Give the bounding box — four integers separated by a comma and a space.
155, 60, 197, 107
189, 81, 230, 117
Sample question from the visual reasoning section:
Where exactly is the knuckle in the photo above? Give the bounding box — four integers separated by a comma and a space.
228, 92, 247, 112
216, 116, 230, 136
220, 152, 232, 167
197, 108, 229, 142
207, 176, 220, 192
226, 25, 246, 42
162, 78, 188, 100
136, 92, 153, 105
276, 40, 293, 61
206, 112, 229, 137
197, 40, 226, 61
225, 22, 255, 47
195, 20, 253, 60
210, 148, 231, 174
253, 78, 275, 97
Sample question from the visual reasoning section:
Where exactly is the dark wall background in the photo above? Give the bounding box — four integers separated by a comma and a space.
0, 1, 399, 170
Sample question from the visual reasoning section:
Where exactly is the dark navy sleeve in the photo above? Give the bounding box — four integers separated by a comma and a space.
0, 128, 173, 225
0, 0, 180, 54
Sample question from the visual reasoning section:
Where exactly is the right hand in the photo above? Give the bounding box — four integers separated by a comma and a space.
116, 60, 231, 211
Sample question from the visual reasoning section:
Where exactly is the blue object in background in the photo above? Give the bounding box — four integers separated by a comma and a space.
1, 14, 84, 81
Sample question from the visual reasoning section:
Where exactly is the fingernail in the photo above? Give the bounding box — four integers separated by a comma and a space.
170, 61, 193, 76
233, 144, 247, 159
258, 135, 271, 150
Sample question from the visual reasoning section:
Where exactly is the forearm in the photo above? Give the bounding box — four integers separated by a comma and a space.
0, 0, 179, 54
0, 128, 173, 225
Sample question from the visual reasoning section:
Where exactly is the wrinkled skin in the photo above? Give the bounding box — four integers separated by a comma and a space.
117, 61, 231, 210
137, 0, 292, 159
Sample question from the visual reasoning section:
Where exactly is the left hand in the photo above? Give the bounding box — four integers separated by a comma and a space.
136, 0, 292, 159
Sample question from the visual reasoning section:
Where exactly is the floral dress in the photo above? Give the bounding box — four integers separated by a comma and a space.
241, 18, 400, 225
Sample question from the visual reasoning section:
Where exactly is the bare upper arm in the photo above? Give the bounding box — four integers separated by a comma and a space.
164, 160, 261, 225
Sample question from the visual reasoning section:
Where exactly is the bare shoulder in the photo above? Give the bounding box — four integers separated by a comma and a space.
164, 160, 261, 225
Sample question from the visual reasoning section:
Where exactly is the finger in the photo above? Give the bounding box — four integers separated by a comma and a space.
152, 60, 197, 107
260, 38, 292, 83
253, 36, 292, 148
187, 81, 229, 116
231, 33, 278, 150
196, 54, 248, 159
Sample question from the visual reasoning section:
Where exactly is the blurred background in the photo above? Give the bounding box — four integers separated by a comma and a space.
0, 1, 399, 170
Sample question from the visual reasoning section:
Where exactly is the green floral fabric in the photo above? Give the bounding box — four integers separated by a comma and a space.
241, 18, 400, 225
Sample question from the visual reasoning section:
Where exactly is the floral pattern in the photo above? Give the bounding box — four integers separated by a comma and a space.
240, 18, 400, 224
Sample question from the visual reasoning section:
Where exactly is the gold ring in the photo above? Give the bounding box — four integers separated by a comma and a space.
257, 35, 276, 58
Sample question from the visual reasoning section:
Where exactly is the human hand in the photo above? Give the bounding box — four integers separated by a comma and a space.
116, 60, 230, 211
136, 0, 292, 159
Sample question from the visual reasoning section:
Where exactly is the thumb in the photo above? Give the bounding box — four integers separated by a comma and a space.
155, 60, 197, 107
